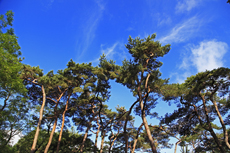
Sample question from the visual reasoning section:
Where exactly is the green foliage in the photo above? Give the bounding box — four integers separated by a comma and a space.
13, 129, 95, 153
0, 10, 26, 94
161, 67, 230, 152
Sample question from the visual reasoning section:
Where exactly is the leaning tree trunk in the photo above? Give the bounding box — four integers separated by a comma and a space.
131, 123, 144, 153
44, 89, 65, 153
80, 109, 97, 153
30, 85, 46, 153
44, 116, 58, 153
94, 117, 100, 153
100, 131, 106, 153
79, 123, 92, 153
212, 100, 230, 150
140, 99, 157, 153
174, 140, 181, 153
56, 94, 70, 153
200, 94, 226, 153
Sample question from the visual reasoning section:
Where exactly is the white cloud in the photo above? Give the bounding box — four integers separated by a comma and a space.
90, 42, 118, 63
190, 40, 228, 72
159, 16, 203, 44
155, 13, 172, 26
171, 40, 228, 83
170, 71, 192, 84
175, 0, 201, 13
76, 0, 105, 61
101, 43, 118, 59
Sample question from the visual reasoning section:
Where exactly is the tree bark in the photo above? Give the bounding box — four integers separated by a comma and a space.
44, 89, 66, 153
0, 92, 11, 112
100, 131, 106, 153
140, 99, 157, 153
30, 85, 46, 153
131, 123, 144, 153
200, 94, 226, 153
79, 123, 92, 153
212, 100, 230, 150
44, 117, 58, 153
56, 94, 70, 153
124, 100, 139, 153
174, 140, 181, 153
94, 117, 100, 153
109, 134, 118, 153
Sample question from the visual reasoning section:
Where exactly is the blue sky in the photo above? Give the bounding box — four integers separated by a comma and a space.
1, 0, 230, 152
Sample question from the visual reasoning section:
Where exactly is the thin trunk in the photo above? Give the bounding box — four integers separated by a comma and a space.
0, 92, 11, 112
4, 125, 13, 146
109, 135, 118, 153
79, 123, 91, 153
131, 123, 144, 153
44, 117, 58, 153
44, 89, 66, 153
212, 100, 230, 149
80, 105, 97, 153
124, 99, 142, 153
140, 100, 157, 153
200, 94, 225, 153
137, 70, 157, 153
30, 85, 46, 153
174, 140, 181, 153
100, 131, 106, 153
109, 135, 114, 153
56, 94, 70, 153
94, 118, 100, 153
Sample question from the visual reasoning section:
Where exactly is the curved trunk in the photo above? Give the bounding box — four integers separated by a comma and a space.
100, 131, 106, 153
44, 89, 66, 153
200, 94, 226, 153
109, 135, 118, 153
140, 100, 157, 153
174, 140, 181, 153
44, 117, 58, 153
94, 118, 100, 153
79, 123, 92, 153
212, 100, 230, 149
30, 85, 46, 153
56, 94, 70, 153
131, 123, 144, 153
124, 99, 142, 153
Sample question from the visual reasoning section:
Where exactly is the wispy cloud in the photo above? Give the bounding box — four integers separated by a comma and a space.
76, 0, 105, 61
170, 71, 192, 84
90, 42, 118, 63
175, 0, 201, 13
190, 40, 228, 72
100, 42, 118, 59
159, 16, 203, 44
155, 13, 172, 26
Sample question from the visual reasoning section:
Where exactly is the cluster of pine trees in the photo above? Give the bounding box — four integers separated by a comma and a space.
1, 10, 230, 153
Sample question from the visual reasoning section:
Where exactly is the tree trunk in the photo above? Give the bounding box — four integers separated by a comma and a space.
140, 100, 157, 153
44, 117, 58, 153
79, 125, 91, 153
0, 92, 11, 112
131, 123, 144, 153
94, 118, 100, 153
174, 140, 181, 153
109, 135, 118, 153
124, 99, 139, 153
212, 100, 230, 149
56, 94, 70, 153
44, 89, 66, 153
30, 85, 46, 153
100, 131, 106, 153
200, 94, 226, 153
